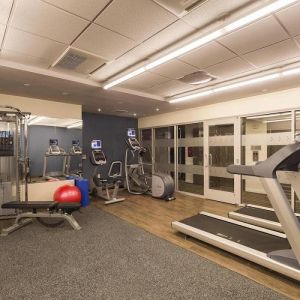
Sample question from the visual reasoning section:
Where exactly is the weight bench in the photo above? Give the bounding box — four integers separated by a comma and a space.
1, 201, 81, 236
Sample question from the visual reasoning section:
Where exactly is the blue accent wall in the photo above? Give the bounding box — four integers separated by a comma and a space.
82, 112, 137, 182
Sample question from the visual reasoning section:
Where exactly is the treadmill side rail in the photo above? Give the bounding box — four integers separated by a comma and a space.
228, 211, 284, 233
171, 220, 300, 282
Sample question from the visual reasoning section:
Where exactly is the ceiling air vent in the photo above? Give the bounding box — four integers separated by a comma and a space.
52, 47, 107, 75
153, 0, 207, 17
178, 71, 216, 85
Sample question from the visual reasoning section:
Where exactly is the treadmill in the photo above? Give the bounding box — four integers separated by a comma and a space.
172, 139, 300, 281
228, 204, 300, 233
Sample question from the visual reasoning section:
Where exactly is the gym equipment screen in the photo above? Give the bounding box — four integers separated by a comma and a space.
91, 139, 102, 149
72, 140, 80, 146
49, 139, 58, 146
127, 128, 136, 137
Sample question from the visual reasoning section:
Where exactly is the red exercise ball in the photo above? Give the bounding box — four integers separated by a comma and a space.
54, 185, 81, 203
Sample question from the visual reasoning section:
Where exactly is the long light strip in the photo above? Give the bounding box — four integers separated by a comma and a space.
67, 121, 83, 129
246, 112, 291, 119
103, 0, 297, 90
28, 116, 45, 125
169, 66, 300, 104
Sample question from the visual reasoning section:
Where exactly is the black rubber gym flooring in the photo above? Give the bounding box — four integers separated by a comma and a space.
0, 206, 286, 299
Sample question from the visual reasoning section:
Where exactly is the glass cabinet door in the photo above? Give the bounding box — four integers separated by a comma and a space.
177, 123, 204, 195
204, 118, 240, 204
140, 128, 153, 174
241, 112, 292, 208
154, 126, 175, 178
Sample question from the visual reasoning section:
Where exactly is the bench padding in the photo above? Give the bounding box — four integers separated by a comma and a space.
2, 201, 81, 211
2, 201, 56, 209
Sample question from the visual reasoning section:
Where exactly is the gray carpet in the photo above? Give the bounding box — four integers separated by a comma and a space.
0, 206, 286, 300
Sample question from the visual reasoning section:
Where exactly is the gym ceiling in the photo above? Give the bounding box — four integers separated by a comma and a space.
0, 0, 300, 117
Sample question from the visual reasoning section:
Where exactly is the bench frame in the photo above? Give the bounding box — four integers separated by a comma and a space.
1, 202, 81, 236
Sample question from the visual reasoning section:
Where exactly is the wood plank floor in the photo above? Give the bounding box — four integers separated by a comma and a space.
93, 191, 300, 299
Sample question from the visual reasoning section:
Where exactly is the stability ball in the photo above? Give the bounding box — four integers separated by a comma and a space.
54, 185, 81, 203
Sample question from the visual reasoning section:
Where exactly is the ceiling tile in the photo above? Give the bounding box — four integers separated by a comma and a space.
146, 79, 193, 97
73, 23, 136, 61
242, 39, 300, 68
120, 71, 169, 90
218, 16, 289, 55
43, 0, 111, 21
4, 28, 67, 64
92, 44, 155, 81
0, 0, 13, 25
182, 0, 251, 28
142, 19, 195, 50
276, 2, 300, 37
94, 0, 177, 43
206, 57, 254, 79
11, 0, 89, 43
180, 41, 236, 69
150, 59, 198, 79
294, 35, 300, 47
0, 49, 51, 68
0, 24, 5, 45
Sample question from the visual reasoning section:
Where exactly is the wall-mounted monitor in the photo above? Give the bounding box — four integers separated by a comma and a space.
127, 128, 136, 137
72, 140, 80, 146
49, 139, 58, 146
91, 139, 102, 150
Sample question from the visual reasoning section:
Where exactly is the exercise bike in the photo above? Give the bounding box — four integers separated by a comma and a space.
124, 130, 175, 201
90, 139, 125, 205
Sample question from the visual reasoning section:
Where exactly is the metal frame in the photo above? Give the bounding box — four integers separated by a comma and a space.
1, 211, 81, 236
229, 204, 300, 233
203, 117, 240, 204
0, 107, 30, 218
172, 212, 300, 281
172, 163, 300, 281
95, 161, 125, 205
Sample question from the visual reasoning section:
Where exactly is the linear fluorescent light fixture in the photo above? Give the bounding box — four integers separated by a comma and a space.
282, 67, 300, 76
214, 74, 280, 93
103, 0, 297, 90
169, 72, 280, 103
67, 121, 83, 129
264, 118, 292, 123
225, 0, 297, 31
28, 116, 45, 125
169, 90, 213, 103
246, 112, 291, 119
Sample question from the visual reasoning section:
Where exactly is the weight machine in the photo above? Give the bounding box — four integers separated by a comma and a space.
0, 106, 30, 217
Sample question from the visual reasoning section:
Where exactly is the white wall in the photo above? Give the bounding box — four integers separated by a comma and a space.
139, 87, 300, 128
0, 94, 81, 119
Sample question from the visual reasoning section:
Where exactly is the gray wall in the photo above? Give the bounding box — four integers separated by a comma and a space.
82, 112, 137, 181
28, 126, 82, 177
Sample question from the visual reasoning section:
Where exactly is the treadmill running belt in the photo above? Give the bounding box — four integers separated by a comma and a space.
181, 214, 290, 253
234, 206, 300, 223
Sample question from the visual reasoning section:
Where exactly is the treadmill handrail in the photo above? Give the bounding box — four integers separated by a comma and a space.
227, 142, 300, 178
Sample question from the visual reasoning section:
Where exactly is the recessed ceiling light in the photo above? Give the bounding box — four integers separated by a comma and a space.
62, 92, 69, 95
156, 108, 160, 111
98, 108, 102, 112
24, 83, 30, 87
179, 71, 216, 85
133, 113, 137, 117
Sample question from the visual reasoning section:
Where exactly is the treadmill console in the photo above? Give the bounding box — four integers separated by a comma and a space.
48, 139, 61, 155
90, 139, 106, 165
71, 140, 82, 155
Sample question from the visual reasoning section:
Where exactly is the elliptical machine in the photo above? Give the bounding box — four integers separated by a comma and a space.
90, 139, 125, 205
125, 129, 175, 201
